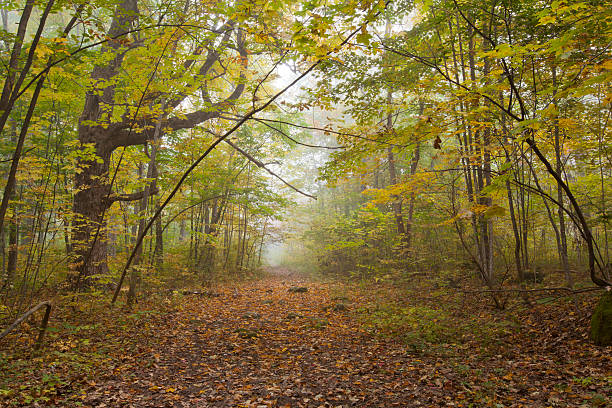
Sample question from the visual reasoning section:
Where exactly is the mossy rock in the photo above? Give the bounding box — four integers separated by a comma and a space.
307, 317, 328, 330
590, 290, 612, 346
288, 287, 308, 293
235, 328, 259, 339
323, 303, 348, 312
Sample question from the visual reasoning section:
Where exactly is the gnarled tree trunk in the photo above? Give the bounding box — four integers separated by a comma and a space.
70, 0, 247, 289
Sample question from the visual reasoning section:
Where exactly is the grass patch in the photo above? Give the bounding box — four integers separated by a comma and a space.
356, 300, 507, 352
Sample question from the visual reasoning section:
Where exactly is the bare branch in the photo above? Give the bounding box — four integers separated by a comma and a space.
111, 25, 248, 149
222, 138, 316, 199
108, 186, 159, 203
111, 10, 385, 303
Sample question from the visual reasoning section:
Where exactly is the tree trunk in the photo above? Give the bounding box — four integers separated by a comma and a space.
68, 0, 246, 294
384, 20, 405, 238
127, 163, 146, 307
7, 212, 18, 283
404, 101, 424, 249
71, 143, 112, 288
154, 199, 163, 268
71, 0, 139, 288
553, 67, 572, 289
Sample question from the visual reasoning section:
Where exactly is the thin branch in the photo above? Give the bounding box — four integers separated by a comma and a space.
108, 186, 159, 203
461, 286, 604, 295
223, 138, 316, 199
111, 5, 390, 303
246, 116, 410, 147
248, 117, 345, 150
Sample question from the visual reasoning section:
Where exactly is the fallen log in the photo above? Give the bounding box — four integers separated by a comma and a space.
0, 301, 52, 350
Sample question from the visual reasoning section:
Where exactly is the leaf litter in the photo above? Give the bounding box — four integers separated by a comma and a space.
1, 272, 610, 407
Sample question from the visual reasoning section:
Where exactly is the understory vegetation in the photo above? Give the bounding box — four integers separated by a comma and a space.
0, 0, 610, 406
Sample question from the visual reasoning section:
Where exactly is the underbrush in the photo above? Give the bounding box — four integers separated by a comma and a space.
340, 270, 611, 406
355, 300, 511, 353
0, 294, 182, 407
342, 269, 602, 354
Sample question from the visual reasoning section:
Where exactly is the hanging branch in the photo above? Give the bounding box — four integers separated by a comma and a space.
375, 12, 610, 288
111, 6, 390, 303
251, 118, 345, 150
223, 138, 316, 199
237, 115, 411, 147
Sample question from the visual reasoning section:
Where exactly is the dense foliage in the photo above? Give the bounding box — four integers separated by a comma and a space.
288, 0, 611, 298
0, 0, 610, 405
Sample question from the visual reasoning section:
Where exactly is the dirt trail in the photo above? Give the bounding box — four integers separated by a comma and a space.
80, 272, 611, 408
83, 273, 436, 407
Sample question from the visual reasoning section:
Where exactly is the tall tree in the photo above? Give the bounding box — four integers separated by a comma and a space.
71, 0, 248, 287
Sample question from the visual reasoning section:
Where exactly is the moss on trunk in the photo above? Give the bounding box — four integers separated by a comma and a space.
590, 289, 612, 346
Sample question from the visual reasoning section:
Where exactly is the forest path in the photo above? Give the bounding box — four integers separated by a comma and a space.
83, 271, 442, 407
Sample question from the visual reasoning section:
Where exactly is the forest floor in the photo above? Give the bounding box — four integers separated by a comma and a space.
1, 267, 611, 407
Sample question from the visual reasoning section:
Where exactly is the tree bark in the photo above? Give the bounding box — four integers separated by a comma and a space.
384, 20, 405, 237
404, 101, 424, 249
552, 67, 572, 288
7, 212, 18, 283
71, 0, 246, 288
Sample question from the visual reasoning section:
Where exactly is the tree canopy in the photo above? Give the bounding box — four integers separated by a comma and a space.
0, 0, 610, 405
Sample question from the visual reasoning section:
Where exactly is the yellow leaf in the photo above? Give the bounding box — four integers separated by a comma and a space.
538, 15, 556, 25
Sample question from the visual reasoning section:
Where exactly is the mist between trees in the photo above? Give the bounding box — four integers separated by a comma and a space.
0, 0, 610, 406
